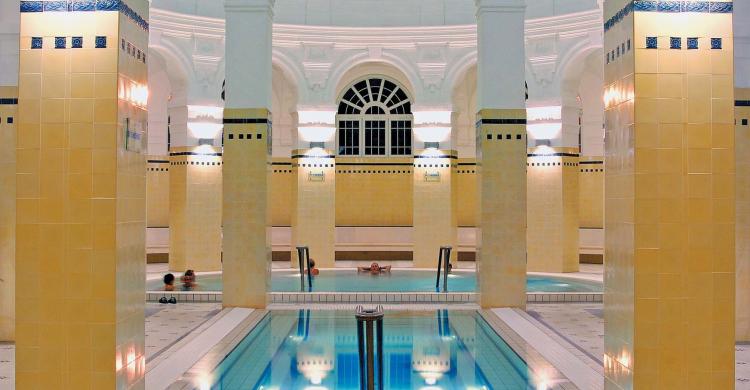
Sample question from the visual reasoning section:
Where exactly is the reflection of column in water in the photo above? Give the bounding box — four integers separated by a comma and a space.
296, 311, 334, 386
412, 314, 450, 386
448, 313, 480, 386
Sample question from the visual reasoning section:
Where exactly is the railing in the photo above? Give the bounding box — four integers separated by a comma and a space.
356, 305, 384, 390
435, 246, 452, 292
295, 246, 313, 292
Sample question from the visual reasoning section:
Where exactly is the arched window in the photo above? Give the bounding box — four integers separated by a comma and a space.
336, 76, 413, 156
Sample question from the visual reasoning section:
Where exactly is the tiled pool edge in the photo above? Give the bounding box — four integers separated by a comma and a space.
146, 291, 603, 304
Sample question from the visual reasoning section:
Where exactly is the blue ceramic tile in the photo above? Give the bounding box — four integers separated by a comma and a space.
685, 1, 709, 12
137, 49, 141, 60
96, 0, 119, 11
71, 0, 96, 11
55, 36, 66, 49
95, 35, 107, 48
658, 1, 682, 12
634, 0, 657, 11
687, 37, 698, 49
7, 117, 13, 124
20, 1, 43, 12
710, 2, 733, 13
31, 37, 43, 49
646, 36, 658, 49
72, 36, 83, 48
43, 1, 68, 12
670, 37, 681, 49
711, 38, 722, 49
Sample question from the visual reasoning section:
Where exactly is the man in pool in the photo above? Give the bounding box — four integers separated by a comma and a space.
358, 262, 391, 275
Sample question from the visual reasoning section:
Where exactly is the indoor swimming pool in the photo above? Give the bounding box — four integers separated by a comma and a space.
147, 270, 602, 293
205, 310, 539, 389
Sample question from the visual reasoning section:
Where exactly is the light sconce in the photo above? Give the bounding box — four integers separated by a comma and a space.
198, 138, 213, 146
535, 139, 551, 147
309, 141, 325, 149
424, 142, 440, 149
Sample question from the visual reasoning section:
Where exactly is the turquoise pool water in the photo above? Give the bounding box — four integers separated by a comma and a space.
208, 310, 538, 389
147, 270, 602, 293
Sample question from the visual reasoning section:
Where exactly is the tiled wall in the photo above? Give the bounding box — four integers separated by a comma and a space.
16, 1, 148, 388
527, 147, 579, 273
270, 158, 292, 226
737, 88, 750, 342
334, 156, 413, 226
603, 1, 735, 388
146, 155, 168, 227
456, 158, 478, 227
168, 146, 222, 271
579, 156, 604, 229
476, 109, 527, 308
412, 151, 457, 267
0, 87, 17, 341
291, 151, 336, 267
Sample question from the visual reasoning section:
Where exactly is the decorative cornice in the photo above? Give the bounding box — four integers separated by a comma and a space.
604, 1, 733, 32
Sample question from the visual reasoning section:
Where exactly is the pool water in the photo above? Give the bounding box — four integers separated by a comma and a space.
208, 310, 539, 389
147, 270, 602, 293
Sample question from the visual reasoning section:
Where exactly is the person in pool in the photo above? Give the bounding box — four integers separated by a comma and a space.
163, 273, 175, 291
308, 259, 320, 276
358, 262, 391, 275
181, 269, 197, 290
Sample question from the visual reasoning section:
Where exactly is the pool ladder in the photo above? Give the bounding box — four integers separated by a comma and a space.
435, 246, 452, 292
296, 246, 313, 292
356, 305, 384, 390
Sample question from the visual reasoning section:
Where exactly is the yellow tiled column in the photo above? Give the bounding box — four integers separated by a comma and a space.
412, 150, 457, 268
222, 109, 270, 307
146, 156, 169, 228
0, 88, 17, 341
168, 146, 222, 271
736, 88, 750, 341
603, 1, 735, 388
476, 110, 527, 308
526, 147, 579, 273
579, 156, 605, 229
291, 149, 336, 268
16, 2, 149, 388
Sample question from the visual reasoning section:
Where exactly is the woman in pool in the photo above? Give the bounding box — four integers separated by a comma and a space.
181, 269, 197, 290
163, 273, 175, 291
358, 262, 391, 275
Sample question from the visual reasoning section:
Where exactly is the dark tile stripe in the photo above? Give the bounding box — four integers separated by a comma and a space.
475, 118, 527, 126
223, 118, 269, 124
0, 98, 18, 105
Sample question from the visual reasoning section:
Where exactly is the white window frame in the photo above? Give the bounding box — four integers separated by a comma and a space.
336, 76, 413, 157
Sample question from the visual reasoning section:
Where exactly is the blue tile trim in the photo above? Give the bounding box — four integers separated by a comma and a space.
606, 1, 733, 32
95, 36, 107, 48
20, 1, 42, 12
19, 0, 148, 31
687, 37, 699, 49
31, 37, 43, 49
72, 36, 83, 48
43, 1, 68, 11
54, 36, 66, 49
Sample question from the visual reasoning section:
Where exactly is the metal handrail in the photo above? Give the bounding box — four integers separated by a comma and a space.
435, 246, 452, 292
295, 246, 313, 292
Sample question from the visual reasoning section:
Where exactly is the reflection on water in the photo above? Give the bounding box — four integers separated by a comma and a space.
209, 310, 539, 389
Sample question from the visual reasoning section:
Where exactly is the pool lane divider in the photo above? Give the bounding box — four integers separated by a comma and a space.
145, 291, 603, 304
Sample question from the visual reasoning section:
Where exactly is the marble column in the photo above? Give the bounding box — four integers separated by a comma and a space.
0, 87, 16, 341
603, 1, 735, 387
222, 0, 274, 308
16, 2, 149, 388
475, 0, 527, 308
291, 147, 336, 268
412, 149, 457, 268
526, 147, 579, 273
167, 105, 223, 272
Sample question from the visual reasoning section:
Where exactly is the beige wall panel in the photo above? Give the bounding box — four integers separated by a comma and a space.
413, 152, 457, 268
579, 156, 604, 229
335, 157, 413, 227
146, 157, 169, 228
456, 159, 477, 227
270, 159, 292, 226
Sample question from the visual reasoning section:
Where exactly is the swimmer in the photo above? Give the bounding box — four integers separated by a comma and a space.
308, 259, 320, 276
357, 262, 391, 275
181, 269, 197, 290
163, 273, 175, 291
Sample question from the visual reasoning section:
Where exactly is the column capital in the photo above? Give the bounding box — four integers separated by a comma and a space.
475, 0, 525, 14
224, 0, 275, 15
